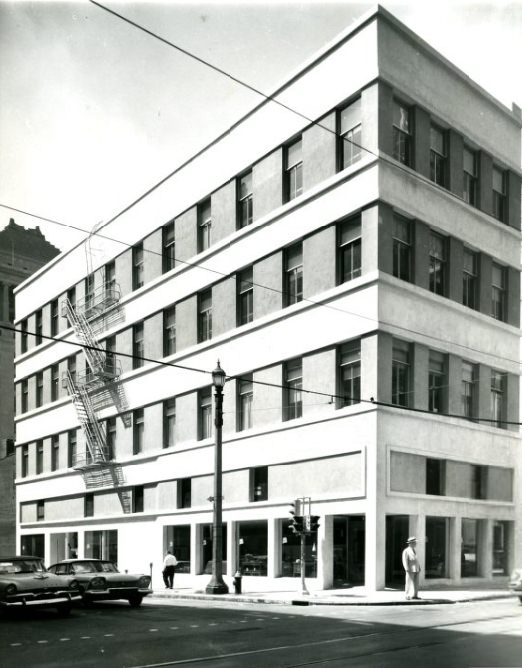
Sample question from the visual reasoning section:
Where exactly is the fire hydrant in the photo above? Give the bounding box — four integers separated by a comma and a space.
233, 571, 242, 594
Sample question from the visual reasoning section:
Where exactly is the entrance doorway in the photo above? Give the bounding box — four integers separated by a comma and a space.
385, 515, 409, 586
333, 515, 365, 585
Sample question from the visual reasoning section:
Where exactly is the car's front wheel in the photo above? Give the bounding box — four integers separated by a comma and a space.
128, 595, 143, 608
519, 596, 522, 604
56, 603, 72, 616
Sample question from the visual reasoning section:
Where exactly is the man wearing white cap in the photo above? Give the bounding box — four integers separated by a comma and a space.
402, 536, 421, 600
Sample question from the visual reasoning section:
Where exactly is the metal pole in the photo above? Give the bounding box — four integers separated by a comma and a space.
300, 530, 309, 595
205, 381, 229, 595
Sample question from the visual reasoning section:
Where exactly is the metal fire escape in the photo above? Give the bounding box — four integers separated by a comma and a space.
62, 280, 132, 514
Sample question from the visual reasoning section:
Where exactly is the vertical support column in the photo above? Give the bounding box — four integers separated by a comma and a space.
226, 519, 236, 577
447, 354, 462, 416
376, 203, 394, 275
413, 343, 429, 411
412, 107, 430, 178
449, 516, 462, 582
77, 530, 85, 560
267, 517, 278, 579
364, 504, 385, 591
318, 514, 333, 590
479, 519, 493, 578
477, 365, 491, 427
448, 130, 464, 197
44, 532, 51, 565
478, 152, 493, 215
507, 171, 521, 230
415, 514, 426, 587
448, 237, 464, 304
507, 266, 521, 327
478, 253, 493, 317
190, 522, 198, 577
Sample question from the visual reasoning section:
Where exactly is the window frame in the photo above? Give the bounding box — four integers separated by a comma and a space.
133, 408, 144, 455
237, 267, 254, 326
463, 146, 478, 206
462, 248, 478, 310
163, 397, 176, 449
429, 232, 447, 297
338, 216, 362, 284
237, 374, 253, 431
338, 97, 362, 170
492, 167, 507, 222
337, 340, 361, 408
133, 322, 144, 369
162, 220, 176, 273
199, 387, 213, 440
163, 306, 176, 357
392, 215, 412, 282
284, 137, 303, 202
283, 358, 302, 421
198, 289, 212, 343
284, 242, 303, 307
197, 199, 212, 252
392, 100, 412, 166
491, 263, 506, 321
391, 340, 411, 408
132, 243, 144, 290
238, 171, 253, 228
429, 124, 447, 187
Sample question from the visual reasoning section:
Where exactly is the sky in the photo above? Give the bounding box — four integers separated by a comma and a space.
1, 0, 521, 254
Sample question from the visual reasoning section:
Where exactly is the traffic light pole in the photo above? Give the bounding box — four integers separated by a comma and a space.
300, 531, 309, 596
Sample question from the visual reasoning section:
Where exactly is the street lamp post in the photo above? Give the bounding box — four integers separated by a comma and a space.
205, 360, 229, 595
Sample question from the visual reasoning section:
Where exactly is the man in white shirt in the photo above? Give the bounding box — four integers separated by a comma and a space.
402, 536, 421, 600
162, 550, 178, 589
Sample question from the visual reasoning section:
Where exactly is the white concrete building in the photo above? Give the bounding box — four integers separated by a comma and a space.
14, 6, 521, 592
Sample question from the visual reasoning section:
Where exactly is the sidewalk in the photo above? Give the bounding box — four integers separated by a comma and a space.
150, 584, 517, 607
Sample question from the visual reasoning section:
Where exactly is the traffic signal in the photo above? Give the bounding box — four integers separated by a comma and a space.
289, 502, 304, 534
310, 515, 320, 532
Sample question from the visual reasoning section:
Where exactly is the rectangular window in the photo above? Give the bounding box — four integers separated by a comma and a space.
461, 362, 476, 419
463, 147, 477, 206
428, 351, 445, 414
339, 98, 362, 169
36, 440, 44, 475
133, 323, 144, 369
284, 137, 303, 202
425, 517, 449, 578
238, 171, 253, 228
85, 493, 94, 518
426, 458, 445, 495
250, 466, 268, 502
106, 416, 117, 460
35, 372, 43, 408
392, 215, 412, 282
338, 216, 361, 283
35, 310, 42, 345
338, 340, 361, 407
50, 299, 59, 336
132, 486, 144, 513
283, 358, 302, 421
132, 243, 144, 290
198, 289, 212, 342
21, 444, 29, 477
490, 370, 506, 429
492, 167, 507, 222
237, 267, 253, 326
68, 355, 77, 385
85, 529, 118, 563
199, 388, 212, 440
51, 435, 60, 472
66, 287, 76, 327
392, 340, 411, 407
392, 100, 412, 166
493, 520, 509, 575
133, 408, 144, 455
163, 306, 176, 356
430, 125, 447, 187
105, 335, 116, 375
178, 478, 192, 509
85, 273, 95, 311
198, 199, 212, 252
284, 242, 303, 306
237, 374, 253, 431
461, 518, 479, 577
163, 398, 176, 449
67, 430, 77, 468
491, 263, 506, 321
37, 500, 45, 521
51, 364, 59, 401
429, 233, 447, 296
462, 249, 478, 309
21, 318, 28, 353
105, 261, 116, 293
21, 379, 28, 413
471, 465, 488, 500
162, 220, 176, 273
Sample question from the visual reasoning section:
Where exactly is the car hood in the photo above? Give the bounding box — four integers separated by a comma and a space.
0, 573, 73, 591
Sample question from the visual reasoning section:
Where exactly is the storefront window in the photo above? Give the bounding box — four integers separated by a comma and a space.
50, 532, 78, 563
425, 517, 448, 578
200, 524, 227, 575
461, 518, 479, 577
238, 520, 267, 576
85, 530, 118, 564
20, 534, 45, 559
492, 520, 509, 575
166, 525, 191, 574
281, 521, 317, 578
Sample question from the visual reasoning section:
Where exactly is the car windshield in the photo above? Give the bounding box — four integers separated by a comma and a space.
0, 559, 46, 574
72, 561, 119, 574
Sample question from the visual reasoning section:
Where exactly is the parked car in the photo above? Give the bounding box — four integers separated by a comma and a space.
0, 556, 81, 615
47, 559, 152, 607
508, 568, 522, 603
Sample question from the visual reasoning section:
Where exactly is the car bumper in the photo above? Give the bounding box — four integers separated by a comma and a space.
83, 588, 152, 600
1, 592, 81, 607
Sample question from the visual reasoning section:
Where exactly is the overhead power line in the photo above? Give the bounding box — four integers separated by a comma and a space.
3, 322, 519, 426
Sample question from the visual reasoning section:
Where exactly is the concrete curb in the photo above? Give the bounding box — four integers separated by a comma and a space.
149, 591, 515, 607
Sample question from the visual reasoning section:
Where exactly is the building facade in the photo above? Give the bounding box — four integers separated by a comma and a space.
14, 7, 521, 591
0, 219, 59, 553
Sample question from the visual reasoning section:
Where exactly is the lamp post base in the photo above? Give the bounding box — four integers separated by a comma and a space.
205, 579, 229, 595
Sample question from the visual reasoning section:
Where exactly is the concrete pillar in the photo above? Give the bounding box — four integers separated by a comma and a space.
376, 203, 394, 275
478, 253, 493, 317
302, 111, 336, 191
377, 81, 394, 157
253, 149, 283, 221
190, 522, 198, 577
144, 229, 162, 285
448, 237, 464, 304
412, 106, 430, 179
176, 206, 198, 263
448, 130, 464, 197
507, 266, 520, 327
212, 181, 236, 244
77, 530, 86, 559
213, 277, 236, 338
267, 517, 278, 578
447, 354, 462, 417
414, 513, 426, 586
303, 226, 336, 298
360, 83, 379, 156
377, 332, 393, 403
477, 365, 491, 427
360, 205, 379, 275
176, 295, 197, 351
194, 523, 204, 574
506, 372, 519, 432
413, 221, 430, 290
228, 520, 238, 575
478, 152, 493, 215
361, 334, 378, 405
364, 505, 386, 591
507, 171, 521, 230
413, 343, 429, 410
449, 516, 461, 581
479, 519, 493, 578
253, 251, 283, 318
318, 514, 334, 589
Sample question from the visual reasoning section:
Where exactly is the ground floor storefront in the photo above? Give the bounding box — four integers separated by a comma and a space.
19, 508, 514, 591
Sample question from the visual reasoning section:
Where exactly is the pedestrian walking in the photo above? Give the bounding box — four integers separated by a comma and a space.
402, 536, 421, 600
162, 550, 178, 589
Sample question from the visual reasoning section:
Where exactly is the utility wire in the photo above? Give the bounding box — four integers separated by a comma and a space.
1, 202, 520, 371
4, 322, 519, 426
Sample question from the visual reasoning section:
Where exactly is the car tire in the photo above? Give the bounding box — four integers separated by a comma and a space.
519, 596, 522, 605
56, 603, 72, 616
128, 595, 143, 608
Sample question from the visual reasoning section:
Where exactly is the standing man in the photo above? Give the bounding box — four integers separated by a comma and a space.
162, 550, 178, 589
402, 536, 421, 600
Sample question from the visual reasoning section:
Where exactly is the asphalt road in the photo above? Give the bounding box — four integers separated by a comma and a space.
1, 597, 521, 668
